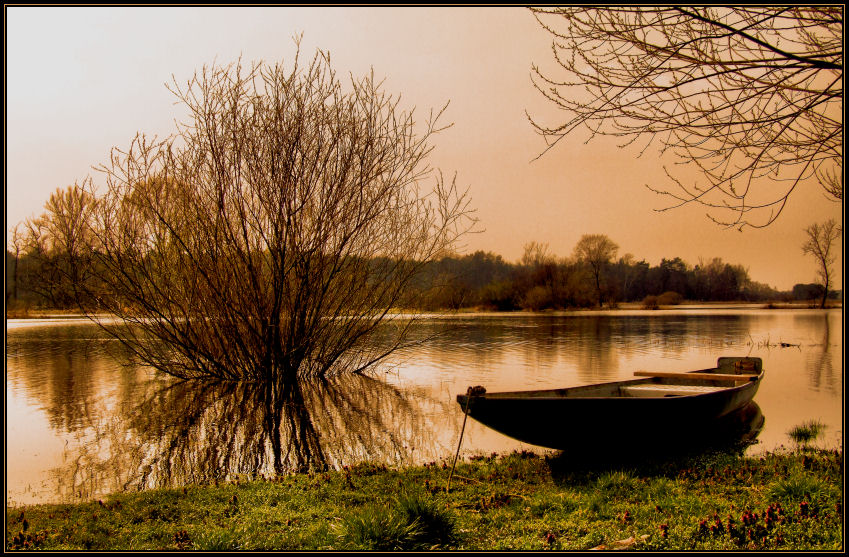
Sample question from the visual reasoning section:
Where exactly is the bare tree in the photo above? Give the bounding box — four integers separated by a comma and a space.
801, 218, 842, 308
7, 224, 24, 304
521, 240, 554, 267
573, 234, 619, 307
75, 46, 475, 383
529, 7, 843, 229
17, 184, 99, 307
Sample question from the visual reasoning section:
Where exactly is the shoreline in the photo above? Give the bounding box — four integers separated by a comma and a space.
5, 301, 841, 321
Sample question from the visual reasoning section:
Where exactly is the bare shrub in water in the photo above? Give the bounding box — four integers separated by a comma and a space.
73, 44, 475, 382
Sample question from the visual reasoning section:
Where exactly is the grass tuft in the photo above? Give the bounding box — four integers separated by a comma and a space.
337, 505, 420, 550
768, 475, 831, 505
788, 420, 826, 447
394, 490, 457, 548
192, 529, 241, 551
594, 469, 639, 496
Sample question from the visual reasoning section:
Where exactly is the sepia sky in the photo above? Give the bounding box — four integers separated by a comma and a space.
5, 6, 843, 291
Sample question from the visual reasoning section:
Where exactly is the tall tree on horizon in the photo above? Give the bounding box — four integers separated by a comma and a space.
573, 233, 619, 307
801, 218, 842, 308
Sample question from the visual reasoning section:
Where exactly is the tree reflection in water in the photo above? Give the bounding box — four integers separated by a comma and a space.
805, 313, 836, 393
52, 375, 448, 502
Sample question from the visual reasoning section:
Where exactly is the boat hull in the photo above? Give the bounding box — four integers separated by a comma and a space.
456, 357, 763, 450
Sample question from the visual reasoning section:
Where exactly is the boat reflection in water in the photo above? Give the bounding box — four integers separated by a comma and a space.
49, 375, 452, 503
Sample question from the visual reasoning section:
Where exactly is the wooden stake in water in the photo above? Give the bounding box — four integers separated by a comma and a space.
447, 385, 485, 492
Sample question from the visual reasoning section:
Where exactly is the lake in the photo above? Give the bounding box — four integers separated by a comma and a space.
6, 307, 842, 505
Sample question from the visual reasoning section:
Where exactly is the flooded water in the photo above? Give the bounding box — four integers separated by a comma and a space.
6, 307, 843, 505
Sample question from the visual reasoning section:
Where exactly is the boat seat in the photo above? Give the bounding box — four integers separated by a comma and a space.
621, 384, 727, 397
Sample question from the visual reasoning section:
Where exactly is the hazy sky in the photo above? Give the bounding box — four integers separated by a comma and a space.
5, 6, 843, 291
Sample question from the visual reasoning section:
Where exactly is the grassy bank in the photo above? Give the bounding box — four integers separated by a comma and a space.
6, 446, 842, 551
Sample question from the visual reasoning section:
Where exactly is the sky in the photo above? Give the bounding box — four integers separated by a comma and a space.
5, 6, 843, 291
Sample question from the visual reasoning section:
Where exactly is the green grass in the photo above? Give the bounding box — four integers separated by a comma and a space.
5, 448, 843, 551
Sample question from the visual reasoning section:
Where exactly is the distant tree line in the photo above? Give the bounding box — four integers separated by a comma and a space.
5, 226, 840, 313
398, 239, 841, 311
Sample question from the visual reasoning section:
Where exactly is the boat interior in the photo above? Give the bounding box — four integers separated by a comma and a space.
552, 376, 739, 399
478, 357, 763, 400
479, 377, 748, 399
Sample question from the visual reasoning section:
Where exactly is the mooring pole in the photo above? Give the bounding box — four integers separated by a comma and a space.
446, 385, 485, 493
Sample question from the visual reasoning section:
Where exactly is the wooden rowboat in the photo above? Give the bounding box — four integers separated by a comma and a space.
455, 357, 764, 450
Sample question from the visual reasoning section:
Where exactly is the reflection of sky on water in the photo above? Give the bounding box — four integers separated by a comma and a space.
5, 309, 842, 505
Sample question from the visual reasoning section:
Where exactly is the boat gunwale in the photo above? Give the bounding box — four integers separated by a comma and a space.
458, 366, 764, 402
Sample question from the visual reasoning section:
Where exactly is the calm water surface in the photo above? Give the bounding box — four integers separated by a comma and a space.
6, 308, 843, 505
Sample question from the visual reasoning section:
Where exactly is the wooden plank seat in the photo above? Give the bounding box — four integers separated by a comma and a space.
620, 384, 727, 397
